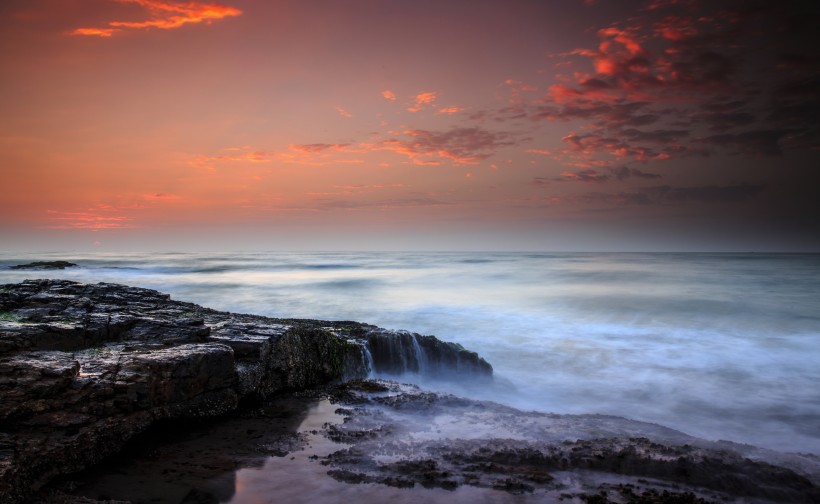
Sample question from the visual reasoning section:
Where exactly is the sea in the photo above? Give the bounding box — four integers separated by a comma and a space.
2, 251, 819, 455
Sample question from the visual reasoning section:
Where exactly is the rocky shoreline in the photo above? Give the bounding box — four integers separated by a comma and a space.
1, 279, 819, 503
321, 382, 820, 503
0, 279, 489, 503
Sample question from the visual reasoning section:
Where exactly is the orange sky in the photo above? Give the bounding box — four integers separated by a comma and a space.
1, 0, 818, 251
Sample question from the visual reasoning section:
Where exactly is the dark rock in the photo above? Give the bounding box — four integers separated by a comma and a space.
28, 379, 820, 503
0, 279, 492, 503
365, 330, 493, 378
9, 261, 78, 270
319, 382, 820, 502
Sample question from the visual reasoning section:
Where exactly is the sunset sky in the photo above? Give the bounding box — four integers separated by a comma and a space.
2, 0, 818, 251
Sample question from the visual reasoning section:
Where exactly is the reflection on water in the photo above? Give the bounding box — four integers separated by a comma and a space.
228, 399, 567, 504
229, 399, 347, 503
2, 251, 819, 454
61, 397, 318, 503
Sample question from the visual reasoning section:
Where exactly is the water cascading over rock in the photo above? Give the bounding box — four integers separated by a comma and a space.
0, 279, 492, 503
362, 330, 493, 379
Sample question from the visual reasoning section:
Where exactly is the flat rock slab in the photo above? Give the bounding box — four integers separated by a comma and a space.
0, 279, 491, 503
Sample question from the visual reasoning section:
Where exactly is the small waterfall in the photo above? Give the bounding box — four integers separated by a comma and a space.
360, 343, 374, 377
410, 333, 427, 374
361, 330, 492, 381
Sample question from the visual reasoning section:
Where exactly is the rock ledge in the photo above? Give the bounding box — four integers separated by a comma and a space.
0, 279, 491, 503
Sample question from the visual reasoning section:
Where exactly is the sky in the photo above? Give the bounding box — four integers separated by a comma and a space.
1, 0, 818, 252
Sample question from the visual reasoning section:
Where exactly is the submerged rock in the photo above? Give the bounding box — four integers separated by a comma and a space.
0, 279, 492, 503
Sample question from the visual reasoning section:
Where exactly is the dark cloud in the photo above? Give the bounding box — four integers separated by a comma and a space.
290, 143, 351, 153
376, 127, 515, 165
697, 130, 789, 157
768, 75, 820, 150
577, 183, 764, 206
557, 169, 612, 183
621, 128, 689, 143
700, 112, 756, 132
701, 100, 750, 113
640, 183, 765, 203
531, 101, 651, 125
520, 0, 820, 168
553, 165, 661, 184
319, 198, 449, 209
557, 130, 700, 164
665, 50, 736, 91
610, 166, 662, 180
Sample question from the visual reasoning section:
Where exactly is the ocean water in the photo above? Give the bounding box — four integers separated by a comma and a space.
2, 251, 819, 455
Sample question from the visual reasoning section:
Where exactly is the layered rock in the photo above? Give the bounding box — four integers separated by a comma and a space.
0, 279, 492, 503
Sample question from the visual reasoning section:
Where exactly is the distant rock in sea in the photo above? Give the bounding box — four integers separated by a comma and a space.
9, 261, 78, 270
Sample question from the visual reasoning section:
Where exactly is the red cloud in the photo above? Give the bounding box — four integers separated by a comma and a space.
72, 28, 117, 37
71, 0, 241, 37
653, 15, 699, 41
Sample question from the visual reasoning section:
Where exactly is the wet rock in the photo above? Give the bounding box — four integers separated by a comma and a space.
0, 279, 492, 503
320, 381, 820, 503
365, 330, 493, 378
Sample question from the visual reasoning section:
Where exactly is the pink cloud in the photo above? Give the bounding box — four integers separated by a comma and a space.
192, 148, 270, 166
45, 209, 137, 230
407, 92, 437, 112
143, 193, 183, 200
335, 106, 353, 118
437, 106, 464, 115
500, 79, 540, 105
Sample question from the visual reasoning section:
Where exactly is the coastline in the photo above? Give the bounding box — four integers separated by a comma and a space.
2, 250, 818, 455
0, 279, 488, 502
2, 278, 819, 503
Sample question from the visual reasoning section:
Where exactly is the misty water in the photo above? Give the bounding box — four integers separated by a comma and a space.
2, 251, 819, 455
